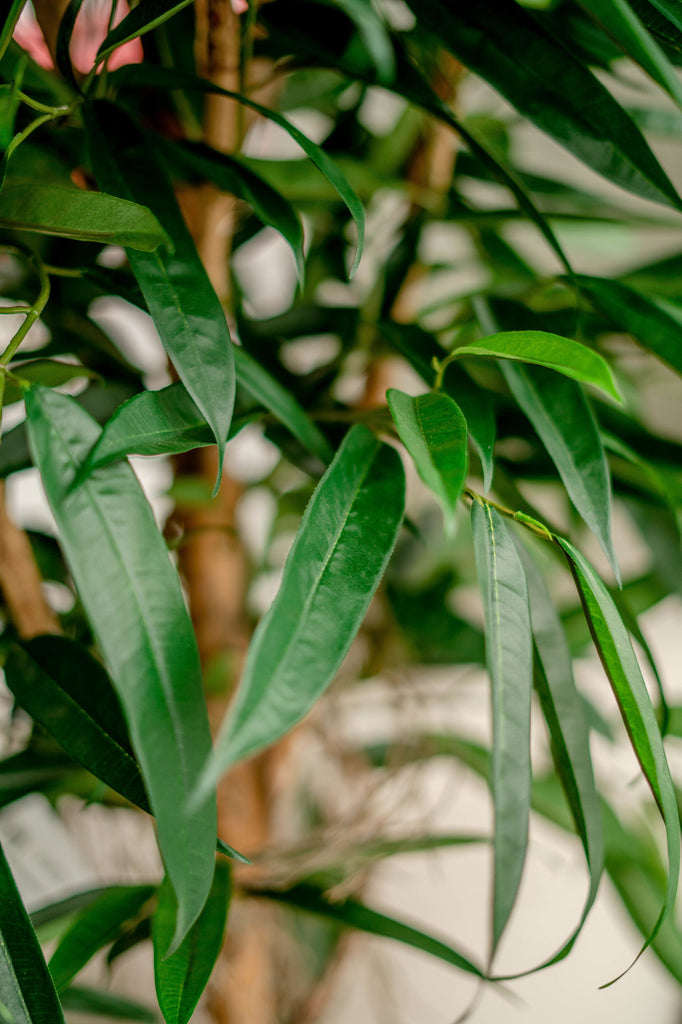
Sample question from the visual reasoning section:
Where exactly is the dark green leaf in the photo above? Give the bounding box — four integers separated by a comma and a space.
153, 862, 231, 1024
326, 0, 395, 83
471, 500, 532, 957
95, 0, 193, 67
60, 986, 157, 1023
456, 331, 621, 402
25, 386, 217, 952
30, 888, 112, 931
387, 389, 467, 533
502, 363, 620, 582
0, 840, 66, 1024
4, 638, 149, 812
0, 183, 170, 250
3, 360, 98, 406
558, 537, 681, 975
0, 0, 26, 64
83, 101, 235, 484
200, 425, 404, 785
442, 366, 496, 493
251, 882, 484, 978
49, 886, 154, 991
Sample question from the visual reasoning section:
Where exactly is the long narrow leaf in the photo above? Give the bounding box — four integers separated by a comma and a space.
153, 862, 231, 1024
558, 536, 681, 976
25, 386, 217, 952
0, 840, 66, 1024
502, 363, 620, 582
83, 101, 235, 484
95, 0, 193, 66
471, 500, 533, 959
199, 425, 404, 789
60, 986, 156, 1023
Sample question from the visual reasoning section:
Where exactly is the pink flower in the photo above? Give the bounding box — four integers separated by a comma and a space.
232, 0, 249, 12
14, 0, 143, 74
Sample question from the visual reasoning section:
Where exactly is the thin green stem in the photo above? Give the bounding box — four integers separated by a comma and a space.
463, 487, 557, 544
15, 91, 75, 116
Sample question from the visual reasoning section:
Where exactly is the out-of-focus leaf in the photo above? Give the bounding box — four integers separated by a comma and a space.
406, 0, 682, 209
110, 64, 365, 275
0, 840, 66, 1024
49, 886, 154, 991
471, 500, 532, 958
60, 986, 157, 1023
30, 888, 111, 930
326, 0, 395, 82
0, 0, 26, 64
559, 537, 681, 974
3, 359, 98, 405
0, 183, 170, 249
4, 637, 149, 812
25, 387, 217, 952
576, 274, 682, 376
95, 0, 193, 66
502, 363, 620, 582
251, 882, 485, 978
456, 331, 621, 402
199, 425, 404, 787
153, 862, 231, 1024
83, 101, 235, 485
387, 389, 467, 533
442, 365, 496, 492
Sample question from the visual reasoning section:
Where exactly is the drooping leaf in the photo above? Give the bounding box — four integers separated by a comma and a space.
576, 274, 682, 376
455, 330, 621, 402
4, 637, 149, 812
25, 387, 217, 952
0, 183, 170, 249
250, 882, 485, 979
48, 886, 154, 991
0, 840, 66, 1024
60, 986, 157, 1023
405, 0, 682, 209
502, 363, 620, 582
153, 862, 231, 1024
83, 101, 235, 484
160, 139, 305, 284
387, 389, 467, 534
110, 64, 365, 275
199, 425, 405, 787
471, 500, 533, 959
558, 536, 681, 974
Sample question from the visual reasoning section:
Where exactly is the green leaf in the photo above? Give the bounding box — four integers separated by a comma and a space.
30, 888, 112, 931
49, 886, 154, 991
326, 0, 395, 83
110, 64, 365, 276
576, 274, 682, 376
83, 101, 235, 485
471, 500, 532, 958
455, 331, 621, 402
25, 386, 217, 952
251, 882, 485, 979
0, 840, 66, 1024
386, 389, 467, 533
3, 360, 98, 406
0, 0, 26, 64
0, 183, 170, 250
578, 0, 682, 108
407, 0, 682, 208
4, 637, 149, 812
153, 862, 231, 1024
200, 425, 404, 786
647, 0, 682, 33
60, 986, 157, 1023
160, 139, 305, 285
95, 0, 193, 67
442, 365, 496, 493
502, 363, 620, 582
558, 536, 681, 976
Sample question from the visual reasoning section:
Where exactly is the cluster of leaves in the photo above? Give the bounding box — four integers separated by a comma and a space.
1, 0, 682, 1019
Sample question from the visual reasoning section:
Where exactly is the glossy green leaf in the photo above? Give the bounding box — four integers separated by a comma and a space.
578, 0, 682, 107
456, 331, 621, 402
0, 840, 66, 1024
25, 386, 217, 952
95, 0, 193, 67
576, 274, 682, 376
558, 537, 681, 973
471, 500, 532, 958
387, 389, 467, 533
154, 862, 231, 1024
406, 0, 682, 208
502, 363, 620, 582
0, 183, 170, 250
110, 64, 365, 276
3, 360, 98, 406
160, 139, 305, 284
60, 986, 157, 1023
200, 425, 405, 786
251, 882, 484, 979
4, 637, 149, 812
442, 365, 495, 492
83, 101, 235, 484
49, 886, 154, 991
